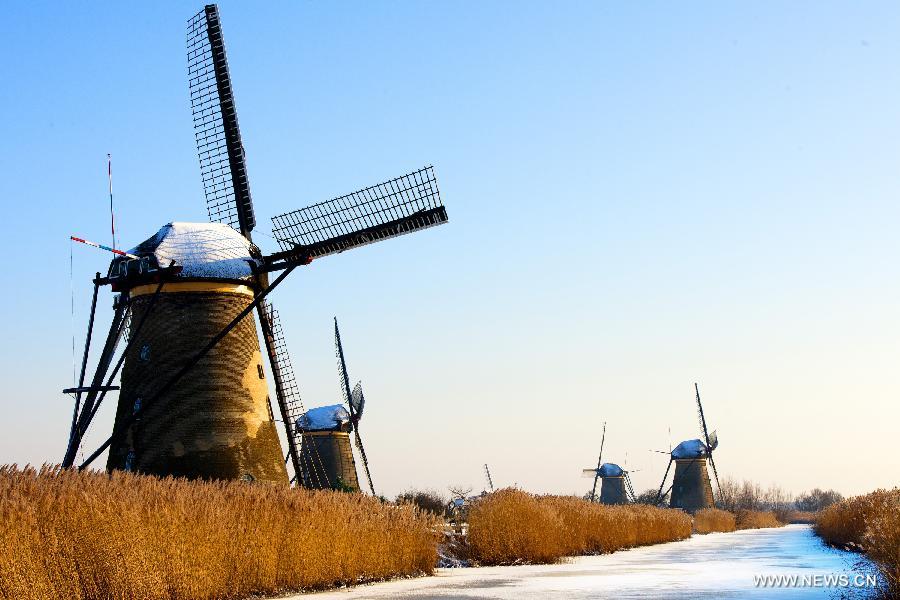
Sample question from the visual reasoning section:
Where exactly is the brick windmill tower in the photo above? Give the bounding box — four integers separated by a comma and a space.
61, 5, 448, 486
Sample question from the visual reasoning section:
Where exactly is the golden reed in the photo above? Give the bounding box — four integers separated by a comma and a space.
733, 509, 783, 530
466, 489, 692, 565
0, 465, 439, 600
816, 488, 899, 596
692, 508, 736, 534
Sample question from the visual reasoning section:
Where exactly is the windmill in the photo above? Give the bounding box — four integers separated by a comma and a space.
582, 463, 637, 505
293, 328, 365, 493
292, 320, 368, 492
582, 424, 638, 505
654, 383, 720, 512
60, 4, 448, 488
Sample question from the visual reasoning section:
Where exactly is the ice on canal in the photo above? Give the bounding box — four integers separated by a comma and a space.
303, 525, 880, 599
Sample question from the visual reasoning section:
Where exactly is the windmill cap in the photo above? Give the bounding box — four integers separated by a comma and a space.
672, 439, 713, 459
598, 463, 624, 477
296, 404, 350, 432
111, 222, 261, 281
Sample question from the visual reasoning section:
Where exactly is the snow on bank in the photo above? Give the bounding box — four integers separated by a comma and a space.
290, 525, 878, 599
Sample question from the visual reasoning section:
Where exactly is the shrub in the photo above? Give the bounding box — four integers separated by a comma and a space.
693, 508, 736, 534
816, 488, 900, 596
0, 465, 440, 600
466, 489, 692, 565
396, 489, 446, 517
785, 510, 818, 524
734, 509, 783, 530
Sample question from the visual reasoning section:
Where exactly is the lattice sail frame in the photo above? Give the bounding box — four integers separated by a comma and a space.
271, 166, 447, 259
188, 5, 256, 236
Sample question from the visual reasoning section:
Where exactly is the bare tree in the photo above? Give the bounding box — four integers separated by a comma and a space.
796, 488, 843, 512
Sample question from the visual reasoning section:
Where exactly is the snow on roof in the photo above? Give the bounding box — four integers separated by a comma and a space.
296, 404, 350, 432
672, 439, 710, 459
123, 222, 260, 280
598, 463, 624, 477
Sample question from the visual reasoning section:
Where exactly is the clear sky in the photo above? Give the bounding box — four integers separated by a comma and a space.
1, 2, 898, 499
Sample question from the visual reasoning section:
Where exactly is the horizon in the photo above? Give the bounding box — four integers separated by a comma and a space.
1, 1, 898, 499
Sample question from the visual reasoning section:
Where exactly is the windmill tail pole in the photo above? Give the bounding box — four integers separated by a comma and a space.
655, 459, 673, 505
71, 236, 139, 260
65, 274, 100, 456
590, 471, 600, 503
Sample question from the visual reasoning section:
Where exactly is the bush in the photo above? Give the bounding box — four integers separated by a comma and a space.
785, 510, 818, 524
816, 488, 900, 596
693, 508, 736, 534
734, 509, 783, 530
0, 465, 440, 600
466, 489, 692, 565
396, 489, 446, 517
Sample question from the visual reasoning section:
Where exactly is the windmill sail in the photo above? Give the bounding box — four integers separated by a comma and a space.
270, 166, 447, 260
351, 381, 365, 421
188, 4, 256, 236
694, 383, 721, 495
259, 302, 306, 480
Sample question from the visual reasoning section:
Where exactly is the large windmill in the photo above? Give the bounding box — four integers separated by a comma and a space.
60, 4, 448, 488
654, 383, 720, 512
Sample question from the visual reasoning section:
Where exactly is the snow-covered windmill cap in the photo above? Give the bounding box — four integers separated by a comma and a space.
123, 222, 262, 280
672, 439, 713, 459
296, 404, 351, 432
598, 463, 625, 477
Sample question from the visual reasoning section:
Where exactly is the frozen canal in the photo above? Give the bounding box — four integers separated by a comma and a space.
300, 525, 879, 599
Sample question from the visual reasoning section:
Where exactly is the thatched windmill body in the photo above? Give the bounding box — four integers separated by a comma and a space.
61, 4, 448, 488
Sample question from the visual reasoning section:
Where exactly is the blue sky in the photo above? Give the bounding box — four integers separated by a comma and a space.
1, 1, 898, 497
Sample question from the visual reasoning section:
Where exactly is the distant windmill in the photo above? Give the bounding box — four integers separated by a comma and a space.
295, 319, 371, 493
582, 463, 638, 505
61, 4, 448, 486
582, 423, 638, 504
654, 383, 720, 512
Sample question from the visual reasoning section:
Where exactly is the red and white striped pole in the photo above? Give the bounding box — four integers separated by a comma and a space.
70, 236, 139, 260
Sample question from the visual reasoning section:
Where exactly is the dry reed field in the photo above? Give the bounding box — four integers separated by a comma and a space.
466, 489, 692, 565
0, 465, 439, 600
815, 488, 900, 596
733, 509, 783, 530
692, 508, 736, 534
